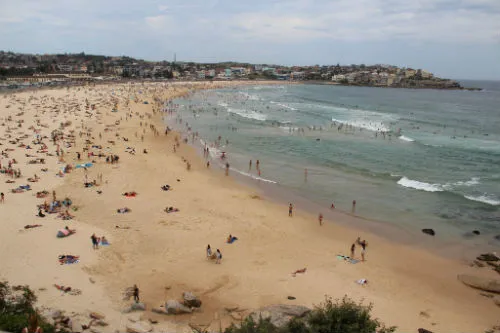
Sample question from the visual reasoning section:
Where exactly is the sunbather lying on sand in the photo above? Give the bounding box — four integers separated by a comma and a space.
117, 207, 131, 213
36, 190, 49, 198
164, 207, 179, 213
24, 224, 42, 229
292, 268, 307, 277
54, 284, 72, 292
57, 226, 76, 238
115, 225, 130, 229
58, 255, 79, 264
58, 210, 74, 220
123, 191, 137, 197
161, 185, 172, 191
227, 234, 238, 244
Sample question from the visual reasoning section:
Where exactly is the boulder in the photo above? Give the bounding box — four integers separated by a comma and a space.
472, 230, 480, 235
477, 253, 499, 262
494, 235, 500, 241
128, 313, 142, 323
458, 274, 500, 293
250, 305, 311, 328
89, 311, 105, 320
71, 320, 83, 333
50, 310, 62, 320
165, 300, 192, 314
126, 322, 153, 333
418, 329, 434, 333
94, 320, 109, 327
123, 302, 146, 313
151, 308, 167, 315
421, 229, 435, 236
182, 291, 202, 308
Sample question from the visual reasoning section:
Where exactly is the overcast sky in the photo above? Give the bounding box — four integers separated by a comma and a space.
1, 0, 499, 80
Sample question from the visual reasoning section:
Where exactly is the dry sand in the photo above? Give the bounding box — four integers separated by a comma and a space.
0, 81, 498, 333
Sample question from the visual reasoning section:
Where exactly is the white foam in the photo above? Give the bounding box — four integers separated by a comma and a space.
464, 194, 500, 206
227, 107, 267, 121
399, 135, 415, 142
397, 177, 443, 192
332, 117, 390, 132
271, 101, 297, 111
454, 177, 480, 187
231, 168, 278, 184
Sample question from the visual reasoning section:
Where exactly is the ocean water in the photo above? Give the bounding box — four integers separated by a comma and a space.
169, 81, 500, 251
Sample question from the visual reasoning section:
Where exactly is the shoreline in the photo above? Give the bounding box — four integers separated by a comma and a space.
0, 81, 498, 333
169, 88, 498, 263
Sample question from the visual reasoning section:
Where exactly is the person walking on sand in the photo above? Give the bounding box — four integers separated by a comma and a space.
352, 200, 356, 214
0, 192, 4, 203
318, 213, 323, 226
360, 240, 367, 261
225, 162, 230, 176
289, 203, 293, 217
133, 284, 140, 303
215, 249, 222, 264
91, 233, 99, 250
206, 244, 212, 259
350, 243, 356, 258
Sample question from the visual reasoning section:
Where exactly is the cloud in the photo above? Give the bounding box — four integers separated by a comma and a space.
226, 0, 500, 43
0, 0, 499, 78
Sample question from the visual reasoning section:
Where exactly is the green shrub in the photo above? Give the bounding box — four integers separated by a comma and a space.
224, 296, 396, 333
0, 281, 57, 333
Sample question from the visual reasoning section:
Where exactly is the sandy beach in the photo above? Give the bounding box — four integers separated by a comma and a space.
0, 81, 498, 333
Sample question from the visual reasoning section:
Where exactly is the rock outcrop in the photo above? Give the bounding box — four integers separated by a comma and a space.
458, 274, 500, 293
422, 229, 435, 236
165, 300, 192, 314
182, 291, 202, 308
250, 304, 311, 327
126, 321, 153, 333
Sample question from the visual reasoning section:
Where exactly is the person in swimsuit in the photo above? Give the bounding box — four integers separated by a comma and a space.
289, 203, 293, 217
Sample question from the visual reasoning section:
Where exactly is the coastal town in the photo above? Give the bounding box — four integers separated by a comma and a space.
0, 51, 464, 89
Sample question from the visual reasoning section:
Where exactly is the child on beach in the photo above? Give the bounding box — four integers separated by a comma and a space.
215, 249, 222, 264
91, 233, 99, 249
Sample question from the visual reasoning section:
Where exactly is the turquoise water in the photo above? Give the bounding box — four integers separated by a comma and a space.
170, 82, 500, 248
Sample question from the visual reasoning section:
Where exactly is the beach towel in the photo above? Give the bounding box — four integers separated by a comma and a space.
58, 255, 79, 265
336, 254, 360, 264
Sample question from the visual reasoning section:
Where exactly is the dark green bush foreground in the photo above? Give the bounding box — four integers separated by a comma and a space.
225, 296, 396, 333
0, 281, 56, 333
